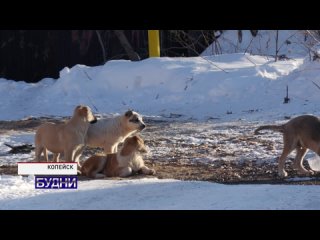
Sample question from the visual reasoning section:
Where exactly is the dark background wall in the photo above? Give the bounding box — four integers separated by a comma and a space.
0, 30, 218, 83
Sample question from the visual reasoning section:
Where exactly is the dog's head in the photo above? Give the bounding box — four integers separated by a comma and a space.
123, 110, 146, 131
75, 105, 97, 124
121, 135, 148, 156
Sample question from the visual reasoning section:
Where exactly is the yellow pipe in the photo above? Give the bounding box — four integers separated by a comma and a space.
148, 30, 160, 57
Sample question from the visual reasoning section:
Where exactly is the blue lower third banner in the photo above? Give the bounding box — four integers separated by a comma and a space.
35, 176, 78, 189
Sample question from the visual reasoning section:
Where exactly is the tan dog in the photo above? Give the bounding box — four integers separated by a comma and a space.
34, 105, 97, 163
86, 110, 146, 154
81, 135, 155, 178
254, 115, 320, 177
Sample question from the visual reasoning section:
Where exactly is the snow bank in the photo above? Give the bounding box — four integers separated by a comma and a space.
1, 52, 317, 121
1, 175, 320, 210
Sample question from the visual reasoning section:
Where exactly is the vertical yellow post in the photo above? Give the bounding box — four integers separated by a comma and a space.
148, 30, 160, 57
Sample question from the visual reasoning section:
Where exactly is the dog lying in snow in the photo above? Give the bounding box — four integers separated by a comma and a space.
81, 135, 155, 178
254, 115, 319, 177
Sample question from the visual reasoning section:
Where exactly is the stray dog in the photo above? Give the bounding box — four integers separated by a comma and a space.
86, 110, 146, 154
254, 115, 320, 177
81, 135, 155, 178
34, 105, 97, 163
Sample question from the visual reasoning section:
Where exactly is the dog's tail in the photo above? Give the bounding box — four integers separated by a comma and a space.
254, 124, 284, 135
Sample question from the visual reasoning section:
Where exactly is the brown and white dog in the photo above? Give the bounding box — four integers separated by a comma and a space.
85, 110, 146, 154
34, 105, 97, 163
81, 135, 155, 178
254, 115, 320, 177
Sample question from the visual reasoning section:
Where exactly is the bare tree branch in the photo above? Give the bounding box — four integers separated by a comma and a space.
95, 30, 106, 63
275, 30, 279, 62
244, 36, 255, 54
312, 80, 320, 90
83, 70, 98, 112
113, 30, 140, 61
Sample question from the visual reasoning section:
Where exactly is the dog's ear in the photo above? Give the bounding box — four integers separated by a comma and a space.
78, 106, 88, 117
76, 105, 86, 110
125, 110, 133, 118
132, 135, 139, 141
132, 135, 146, 152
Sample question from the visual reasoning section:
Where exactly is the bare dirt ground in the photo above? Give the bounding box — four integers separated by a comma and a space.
1, 117, 320, 185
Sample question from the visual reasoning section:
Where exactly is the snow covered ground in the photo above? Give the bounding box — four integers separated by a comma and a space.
1, 30, 320, 209
1, 176, 320, 210
202, 30, 316, 59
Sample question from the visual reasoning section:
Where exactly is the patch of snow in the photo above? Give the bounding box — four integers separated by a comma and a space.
307, 154, 320, 171
1, 176, 320, 210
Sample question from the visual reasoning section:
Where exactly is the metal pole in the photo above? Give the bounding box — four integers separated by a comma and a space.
148, 30, 160, 57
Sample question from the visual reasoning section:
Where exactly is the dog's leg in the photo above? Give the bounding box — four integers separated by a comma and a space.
75, 146, 85, 162
293, 147, 312, 175
53, 153, 60, 162
43, 148, 49, 162
85, 165, 105, 179
74, 146, 85, 171
81, 162, 105, 178
64, 149, 73, 162
73, 148, 81, 163
69, 149, 82, 172
278, 134, 295, 177
35, 145, 43, 162
113, 144, 118, 153
118, 167, 132, 177
140, 166, 156, 175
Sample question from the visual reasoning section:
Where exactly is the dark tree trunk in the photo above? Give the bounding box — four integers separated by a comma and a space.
113, 30, 140, 61
250, 30, 258, 37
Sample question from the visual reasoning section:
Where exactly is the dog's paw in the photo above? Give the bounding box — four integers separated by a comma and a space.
149, 169, 156, 175
297, 168, 314, 175
278, 170, 288, 178
308, 170, 315, 175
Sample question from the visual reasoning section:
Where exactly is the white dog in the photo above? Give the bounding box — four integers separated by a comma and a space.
85, 110, 146, 153
34, 105, 97, 163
